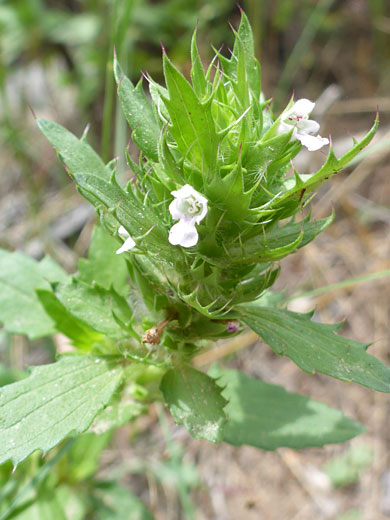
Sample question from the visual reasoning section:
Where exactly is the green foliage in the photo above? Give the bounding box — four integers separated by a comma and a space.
114, 58, 159, 162
238, 306, 390, 392
93, 482, 154, 520
210, 367, 364, 449
55, 279, 133, 340
160, 365, 227, 443
0, 249, 57, 339
77, 225, 128, 296
323, 444, 373, 487
0, 13, 387, 496
0, 356, 123, 465
36, 289, 104, 351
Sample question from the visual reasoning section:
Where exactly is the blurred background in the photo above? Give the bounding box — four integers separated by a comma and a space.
0, 0, 389, 519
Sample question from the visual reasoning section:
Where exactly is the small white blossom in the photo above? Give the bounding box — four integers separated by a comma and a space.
278, 98, 329, 152
116, 225, 136, 254
168, 184, 208, 248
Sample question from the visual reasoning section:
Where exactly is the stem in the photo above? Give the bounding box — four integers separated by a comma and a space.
114, 0, 135, 174
101, 0, 119, 163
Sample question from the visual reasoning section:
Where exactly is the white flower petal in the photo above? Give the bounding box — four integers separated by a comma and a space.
168, 198, 183, 220
296, 133, 329, 151
169, 184, 208, 225
299, 118, 320, 135
118, 225, 129, 237
292, 98, 315, 117
168, 220, 199, 248
171, 184, 207, 205
193, 201, 208, 224
277, 120, 293, 135
116, 236, 136, 254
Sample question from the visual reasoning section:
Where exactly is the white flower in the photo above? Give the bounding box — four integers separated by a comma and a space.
278, 98, 329, 152
168, 184, 208, 248
116, 225, 136, 254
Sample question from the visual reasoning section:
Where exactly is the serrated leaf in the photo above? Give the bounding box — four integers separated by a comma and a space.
89, 385, 146, 434
78, 225, 128, 296
55, 279, 132, 340
190, 28, 207, 98
0, 356, 123, 466
225, 214, 333, 265
209, 367, 364, 450
238, 306, 390, 392
271, 117, 379, 208
0, 249, 56, 339
37, 120, 170, 256
233, 264, 280, 304
37, 256, 69, 284
36, 289, 104, 350
163, 54, 218, 171
160, 365, 227, 443
70, 172, 170, 256
114, 58, 159, 161
37, 119, 110, 181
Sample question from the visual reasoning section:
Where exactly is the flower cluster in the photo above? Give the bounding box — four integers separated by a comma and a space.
278, 99, 329, 152
168, 185, 208, 248
116, 99, 326, 252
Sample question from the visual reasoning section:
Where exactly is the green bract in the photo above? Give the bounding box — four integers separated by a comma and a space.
0, 12, 388, 467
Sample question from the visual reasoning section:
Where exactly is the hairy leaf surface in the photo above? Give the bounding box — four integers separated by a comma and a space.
0, 356, 123, 465
0, 249, 56, 339
210, 367, 364, 449
160, 365, 227, 443
238, 306, 390, 392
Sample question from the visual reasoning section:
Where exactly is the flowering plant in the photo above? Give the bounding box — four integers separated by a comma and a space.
0, 12, 388, 470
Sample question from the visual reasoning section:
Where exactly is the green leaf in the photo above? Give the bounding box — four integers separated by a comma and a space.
238, 306, 390, 392
89, 384, 146, 434
55, 485, 87, 520
70, 172, 170, 256
114, 58, 159, 161
160, 365, 227, 443
94, 482, 154, 520
323, 444, 373, 487
64, 432, 112, 482
10, 486, 68, 520
0, 249, 56, 339
36, 289, 104, 350
37, 119, 181, 267
190, 27, 207, 98
227, 214, 333, 264
0, 364, 27, 388
163, 54, 218, 171
0, 355, 123, 466
55, 279, 132, 340
271, 117, 379, 208
37, 119, 110, 181
37, 256, 69, 284
78, 225, 128, 296
209, 367, 364, 450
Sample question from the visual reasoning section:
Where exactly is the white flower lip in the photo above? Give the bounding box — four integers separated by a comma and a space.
278, 98, 329, 152
168, 220, 199, 248
168, 184, 208, 248
116, 225, 136, 254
